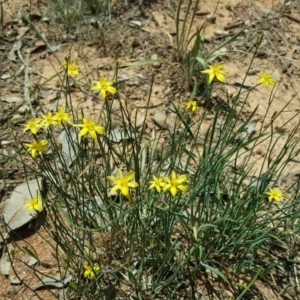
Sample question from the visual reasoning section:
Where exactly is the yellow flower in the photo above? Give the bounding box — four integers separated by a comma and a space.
90, 75, 117, 99
107, 169, 139, 197
23, 118, 42, 134
149, 175, 164, 193
186, 100, 198, 112
257, 71, 276, 88
75, 118, 105, 140
161, 170, 188, 197
24, 194, 43, 213
62, 59, 80, 76
265, 187, 283, 202
201, 61, 228, 84
83, 265, 100, 278
53, 107, 71, 124
24, 139, 48, 157
40, 112, 59, 128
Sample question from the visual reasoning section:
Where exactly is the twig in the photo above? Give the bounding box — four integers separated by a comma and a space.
17, 50, 35, 118
283, 13, 300, 24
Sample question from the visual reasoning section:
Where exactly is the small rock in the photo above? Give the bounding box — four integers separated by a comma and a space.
3, 179, 43, 232
9, 274, 22, 285
27, 257, 39, 267
0, 250, 11, 275
202, 35, 212, 42
214, 30, 230, 36
18, 104, 31, 115
137, 73, 147, 80
248, 68, 260, 75
281, 58, 292, 70
152, 112, 175, 132
135, 117, 146, 130
272, 69, 282, 82
129, 20, 142, 27
40, 52, 46, 59
206, 13, 216, 23
126, 81, 137, 86
0, 74, 12, 80
256, 149, 263, 155
151, 54, 161, 68
168, 102, 180, 113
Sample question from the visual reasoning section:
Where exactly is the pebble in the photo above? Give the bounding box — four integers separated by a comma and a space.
272, 69, 282, 82
151, 54, 161, 68
152, 112, 175, 132
206, 13, 216, 23
18, 104, 31, 115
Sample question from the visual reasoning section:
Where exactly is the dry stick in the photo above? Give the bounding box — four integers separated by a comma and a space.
262, 31, 289, 71
294, 263, 300, 288
24, 55, 35, 118
283, 13, 300, 24
17, 50, 35, 118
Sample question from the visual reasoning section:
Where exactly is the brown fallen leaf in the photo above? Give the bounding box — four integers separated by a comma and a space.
17, 26, 30, 40
254, 280, 283, 300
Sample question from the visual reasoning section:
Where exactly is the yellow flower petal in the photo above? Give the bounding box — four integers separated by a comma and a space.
62, 59, 80, 76
170, 186, 177, 197
75, 118, 105, 139
258, 71, 276, 88
121, 186, 129, 197
79, 127, 89, 137
24, 140, 48, 158
201, 61, 228, 84
24, 194, 43, 213
162, 170, 188, 197
265, 187, 283, 202
176, 175, 187, 184
107, 169, 139, 198
89, 130, 97, 140
90, 75, 117, 99
128, 182, 139, 188
100, 89, 106, 99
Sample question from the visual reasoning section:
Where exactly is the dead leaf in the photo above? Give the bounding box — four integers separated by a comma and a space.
129, 20, 142, 27
244, 121, 257, 136
108, 127, 135, 143
234, 120, 258, 143
255, 280, 283, 300
0, 96, 23, 104
27, 256, 39, 267
38, 89, 55, 99
34, 274, 73, 290
49, 44, 61, 53
17, 27, 30, 40
7, 40, 22, 62
57, 129, 78, 167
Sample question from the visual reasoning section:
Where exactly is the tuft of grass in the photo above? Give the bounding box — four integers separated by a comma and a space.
2, 1, 300, 299
45, 0, 109, 28
173, 0, 245, 100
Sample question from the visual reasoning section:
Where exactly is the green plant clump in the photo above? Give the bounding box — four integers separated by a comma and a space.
2, 0, 300, 299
